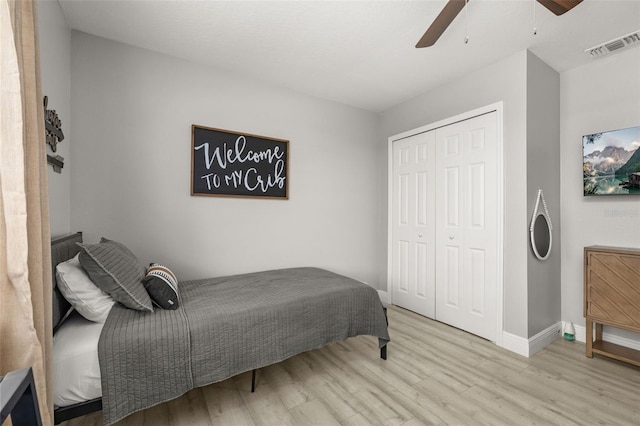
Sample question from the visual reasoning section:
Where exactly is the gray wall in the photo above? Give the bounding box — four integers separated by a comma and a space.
69, 32, 381, 285
40, 4, 640, 348
378, 51, 530, 337
526, 51, 561, 337
38, 0, 71, 236
560, 47, 640, 341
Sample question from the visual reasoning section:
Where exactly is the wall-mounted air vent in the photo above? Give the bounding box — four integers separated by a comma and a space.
585, 30, 640, 58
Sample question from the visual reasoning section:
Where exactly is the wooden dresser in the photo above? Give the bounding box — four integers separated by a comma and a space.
584, 245, 640, 367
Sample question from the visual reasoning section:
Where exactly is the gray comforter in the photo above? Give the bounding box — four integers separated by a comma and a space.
98, 267, 390, 424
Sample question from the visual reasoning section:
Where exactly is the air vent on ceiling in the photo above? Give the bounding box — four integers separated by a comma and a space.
585, 30, 640, 58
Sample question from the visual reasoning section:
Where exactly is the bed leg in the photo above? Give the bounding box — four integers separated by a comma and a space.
251, 369, 256, 393
380, 345, 387, 360
380, 306, 388, 360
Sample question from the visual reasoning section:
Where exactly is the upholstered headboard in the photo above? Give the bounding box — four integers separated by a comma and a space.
51, 232, 82, 333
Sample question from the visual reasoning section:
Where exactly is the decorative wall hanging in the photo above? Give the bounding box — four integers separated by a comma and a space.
44, 96, 65, 173
530, 188, 552, 260
191, 125, 289, 199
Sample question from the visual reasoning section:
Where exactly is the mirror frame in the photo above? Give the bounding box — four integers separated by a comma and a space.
530, 189, 553, 261
531, 212, 552, 260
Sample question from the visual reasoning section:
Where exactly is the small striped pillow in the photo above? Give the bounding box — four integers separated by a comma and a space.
142, 263, 179, 310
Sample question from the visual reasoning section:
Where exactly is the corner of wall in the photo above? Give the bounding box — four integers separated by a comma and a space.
38, 0, 72, 236
525, 51, 562, 338
502, 321, 562, 358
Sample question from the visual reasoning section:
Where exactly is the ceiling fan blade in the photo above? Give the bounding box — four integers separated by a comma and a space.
416, 0, 468, 48
536, 0, 583, 16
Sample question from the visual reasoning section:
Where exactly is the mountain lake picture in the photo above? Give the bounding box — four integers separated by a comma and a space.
583, 126, 640, 196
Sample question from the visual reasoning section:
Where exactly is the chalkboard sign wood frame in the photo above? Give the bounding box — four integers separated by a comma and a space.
191, 125, 289, 199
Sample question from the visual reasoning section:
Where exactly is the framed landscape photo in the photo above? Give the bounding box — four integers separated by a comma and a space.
191, 125, 289, 199
583, 125, 640, 196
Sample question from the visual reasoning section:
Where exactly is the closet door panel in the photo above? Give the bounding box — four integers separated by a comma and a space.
435, 112, 498, 342
391, 131, 436, 318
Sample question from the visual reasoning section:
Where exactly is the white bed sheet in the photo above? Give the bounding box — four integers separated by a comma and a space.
54, 310, 103, 407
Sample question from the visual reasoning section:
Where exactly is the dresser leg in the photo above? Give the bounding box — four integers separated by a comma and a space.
595, 323, 603, 342
586, 319, 593, 358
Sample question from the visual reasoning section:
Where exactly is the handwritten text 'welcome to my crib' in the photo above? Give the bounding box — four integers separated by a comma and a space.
194, 136, 286, 194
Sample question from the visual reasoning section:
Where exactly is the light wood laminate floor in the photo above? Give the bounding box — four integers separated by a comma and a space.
61, 305, 640, 425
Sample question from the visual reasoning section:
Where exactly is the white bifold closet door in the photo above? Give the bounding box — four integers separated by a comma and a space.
391, 111, 498, 342
391, 130, 436, 319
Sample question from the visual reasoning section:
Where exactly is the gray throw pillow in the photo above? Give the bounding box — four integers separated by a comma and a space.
77, 238, 153, 312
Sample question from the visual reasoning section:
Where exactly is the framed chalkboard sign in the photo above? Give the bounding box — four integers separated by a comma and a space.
191, 125, 289, 199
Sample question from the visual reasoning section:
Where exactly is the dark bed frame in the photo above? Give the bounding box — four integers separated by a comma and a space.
51, 232, 388, 424
51, 232, 102, 424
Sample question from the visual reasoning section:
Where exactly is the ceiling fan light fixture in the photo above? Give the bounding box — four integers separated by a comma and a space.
416, 0, 583, 48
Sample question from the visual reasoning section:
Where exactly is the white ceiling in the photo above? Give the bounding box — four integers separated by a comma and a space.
56, 0, 640, 112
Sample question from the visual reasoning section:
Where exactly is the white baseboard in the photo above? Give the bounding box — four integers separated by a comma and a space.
501, 331, 530, 357
501, 322, 562, 358
382, 299, 567, 358
529, 322, 563, 356
571, 322, 586, 343
503, 322, 640, 358
377, 290, 390, 306
570, 322, 640, 351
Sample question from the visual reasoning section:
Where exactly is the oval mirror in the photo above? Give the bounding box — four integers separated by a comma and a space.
531, 213, 552, 260
530, 189, 552, 261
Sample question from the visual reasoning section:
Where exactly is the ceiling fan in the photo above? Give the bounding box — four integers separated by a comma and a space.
416, 0, 583, 48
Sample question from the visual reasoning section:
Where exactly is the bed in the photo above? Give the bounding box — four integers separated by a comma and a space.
51, 232, 390, 425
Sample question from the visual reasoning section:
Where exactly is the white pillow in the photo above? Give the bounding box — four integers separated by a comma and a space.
56, 254, 115, 323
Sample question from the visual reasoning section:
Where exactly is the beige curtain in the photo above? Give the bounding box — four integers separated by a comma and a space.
0, 0, 53, 424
